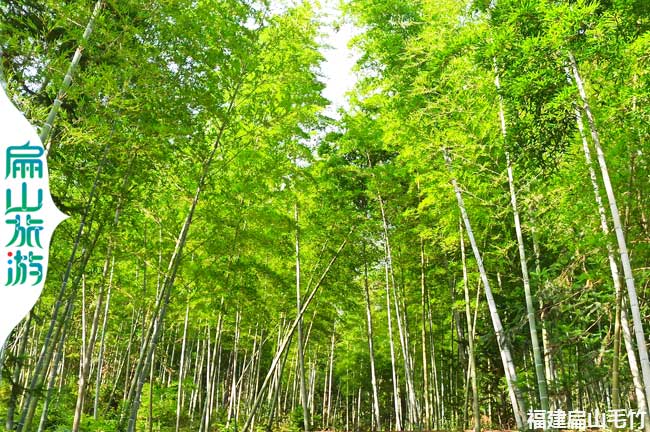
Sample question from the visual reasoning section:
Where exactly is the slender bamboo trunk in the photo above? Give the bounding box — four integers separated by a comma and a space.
234, 345, 249, 425
530, 219, 556, 408
325, 324, 335, 429
612, 281, 622, 409
443, 148, 527, 429
363, 250, 382, 430
251, 330, 263, 431
419, 237, 432, 432
289, 353, 298, 414
308, 360, 316, 415
175, 302, 190, 432
122, 227, 158, 424
200, 326, 211, 432
266, 316, 288, 431
148, 350, 155, 432
345, 361, 350, 432
393, 282, 419, 429
385, 250, 403, 431
214, 335, 223, 413
427, 294, 441, 429
208, 305, 224, 427
199, 325, 212, 432
227, 311, 241, 428
295, 203, 311, 432
460, 222, 480, 432
505, 152, 549, 414
189, 339, 204, 423
356, 387, 362, 431
275, 348, 291, 427
93, 257, 114, 420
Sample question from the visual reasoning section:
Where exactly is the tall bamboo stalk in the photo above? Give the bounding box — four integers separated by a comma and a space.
363, 247, 382, 430
175, 302, 191, 432
494, 68, 549, 416
295, 203, 311, 432
569, 53, 650, 415
443, 148, 527, 429
41, 0, 103, 152
93, 256, 114, 420
460, 222, 480, 432
571, 92, 649, 427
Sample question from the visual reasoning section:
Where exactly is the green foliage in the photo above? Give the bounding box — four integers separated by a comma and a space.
1, 0, 649, 430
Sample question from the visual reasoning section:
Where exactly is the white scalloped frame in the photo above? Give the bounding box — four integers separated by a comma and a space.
0, 86, 68, 347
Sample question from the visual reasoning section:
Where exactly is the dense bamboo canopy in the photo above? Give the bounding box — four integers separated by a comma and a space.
1, 0, 650, 431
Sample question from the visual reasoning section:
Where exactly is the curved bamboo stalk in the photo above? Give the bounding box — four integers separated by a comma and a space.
41, 0, 103, 153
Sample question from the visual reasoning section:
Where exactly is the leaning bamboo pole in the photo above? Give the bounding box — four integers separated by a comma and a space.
443, 148, 527, 429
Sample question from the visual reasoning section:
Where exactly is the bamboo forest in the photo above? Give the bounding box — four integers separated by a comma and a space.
1, 0, 650, 431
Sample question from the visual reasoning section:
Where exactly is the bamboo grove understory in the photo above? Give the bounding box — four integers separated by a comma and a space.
1, 0, 650, 431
